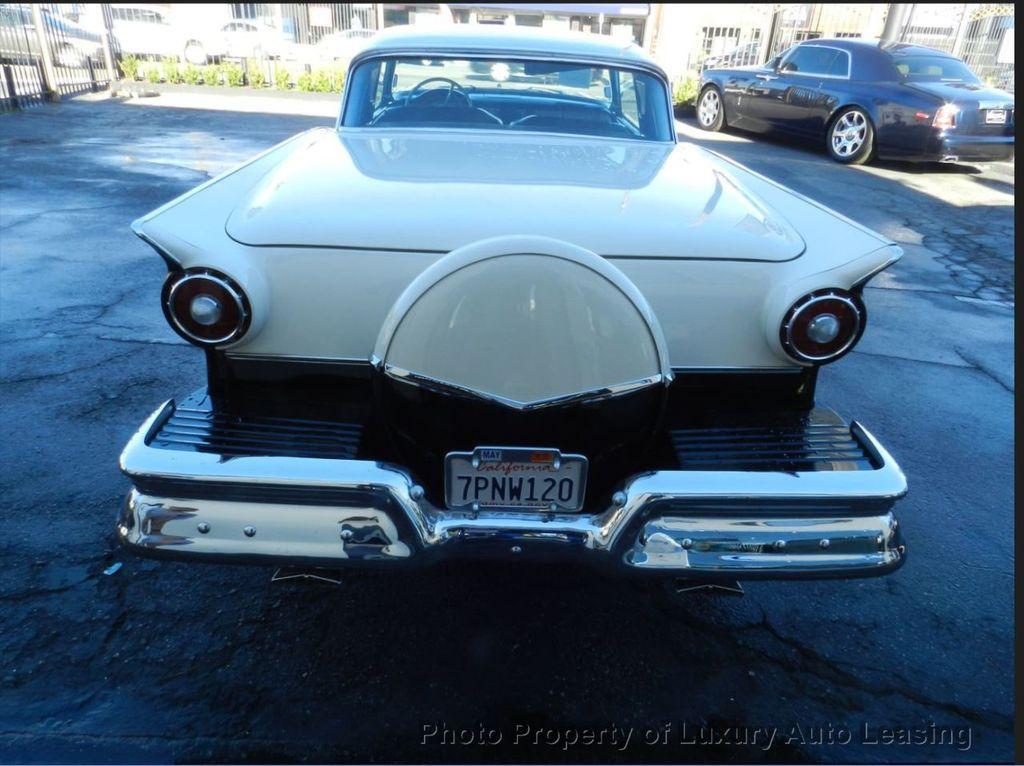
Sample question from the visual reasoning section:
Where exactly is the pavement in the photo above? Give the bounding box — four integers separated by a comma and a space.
0, 95, 1015, 764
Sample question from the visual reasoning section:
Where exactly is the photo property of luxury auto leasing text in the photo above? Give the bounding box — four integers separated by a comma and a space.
0, 2, 1016, 765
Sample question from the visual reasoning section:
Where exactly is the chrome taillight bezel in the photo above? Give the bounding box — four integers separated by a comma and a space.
162, 268, 251, 347
780, 288, 865, 364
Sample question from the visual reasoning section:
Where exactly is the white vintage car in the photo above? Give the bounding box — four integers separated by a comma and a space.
119, 26, 907, 586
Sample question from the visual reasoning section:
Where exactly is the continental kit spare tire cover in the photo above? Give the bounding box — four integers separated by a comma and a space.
371, 236, 674, 504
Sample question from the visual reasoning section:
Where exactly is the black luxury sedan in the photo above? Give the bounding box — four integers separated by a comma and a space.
698, 39, 1014, 165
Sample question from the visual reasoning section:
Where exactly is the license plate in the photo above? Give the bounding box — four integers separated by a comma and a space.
985, 109, 1007, 124
444, 447, 588, 512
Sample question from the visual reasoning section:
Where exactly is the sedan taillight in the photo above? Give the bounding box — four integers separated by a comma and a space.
780, 289, 865, 364
162, 269, 250, 346
933, 104, 959, 129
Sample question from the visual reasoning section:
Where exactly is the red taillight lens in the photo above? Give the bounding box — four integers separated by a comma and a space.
780, 289, 865, 364
933, 104, 958, 129
162, 269, 250, 346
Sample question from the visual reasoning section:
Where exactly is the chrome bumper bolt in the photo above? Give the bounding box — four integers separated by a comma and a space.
196, 522, 210, 534
819, 538, 831, 549
612, 491, 627, 507
681, 538, 693, 549
243, 526, 256, 537
510, 545, 522, 554
410, 484, 425, 501
773, 539, 787, 550
340, 528, 353, 542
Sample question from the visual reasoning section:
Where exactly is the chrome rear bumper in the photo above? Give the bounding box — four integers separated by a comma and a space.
119, 400, 907, 579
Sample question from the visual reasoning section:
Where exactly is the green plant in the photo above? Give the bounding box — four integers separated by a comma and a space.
273, 64, 291, 90
224, 62, 245, 87
182, 63, 202, 85
331, 67, 345, 92
202, 64, 221, 86
246, 59, 265, 88
119, 54, 139, 81
145, 64, 162, 84
673, 74, 698, 105
312, 67, 333, 93
296, 70, 314, 92
163, 57, 182, 84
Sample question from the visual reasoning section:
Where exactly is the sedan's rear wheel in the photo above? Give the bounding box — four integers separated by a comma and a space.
827, 107, 874, 165
697, 86, 725, 132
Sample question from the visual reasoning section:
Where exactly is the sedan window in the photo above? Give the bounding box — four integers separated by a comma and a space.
825, 50, 850, 77
780, 46, 841, 76
893, 55, 979, 83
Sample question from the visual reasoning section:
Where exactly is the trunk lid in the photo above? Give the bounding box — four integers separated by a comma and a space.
225, 129, 805, 261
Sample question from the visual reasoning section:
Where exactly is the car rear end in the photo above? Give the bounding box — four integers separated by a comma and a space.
117, 33, 909, 584
930, 97, 1015, 162
894, 50, 1015, 163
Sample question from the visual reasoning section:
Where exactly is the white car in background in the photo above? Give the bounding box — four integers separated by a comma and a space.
109, 4, 181, 59
314, 28, 376, 64
211, 19, 286, 62
110, 5, 284, 64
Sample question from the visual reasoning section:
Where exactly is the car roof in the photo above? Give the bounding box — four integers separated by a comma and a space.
796, 37, 958, 59
357, 24, 660, 72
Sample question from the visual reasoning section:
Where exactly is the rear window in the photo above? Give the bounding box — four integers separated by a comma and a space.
342, 55, 672, 141
893, 55, 979, 83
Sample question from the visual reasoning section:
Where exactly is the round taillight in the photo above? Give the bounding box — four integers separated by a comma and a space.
780, 289, 864, 364
162, 269, 250, 346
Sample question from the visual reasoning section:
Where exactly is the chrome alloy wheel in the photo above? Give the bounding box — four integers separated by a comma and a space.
831, 110, 868, 157
698, 89, 720, 127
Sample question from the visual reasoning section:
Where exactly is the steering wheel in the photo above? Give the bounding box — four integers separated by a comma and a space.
407, 77, 471, 107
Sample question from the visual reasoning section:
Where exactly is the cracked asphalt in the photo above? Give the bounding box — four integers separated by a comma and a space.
0, 96, 1015, 764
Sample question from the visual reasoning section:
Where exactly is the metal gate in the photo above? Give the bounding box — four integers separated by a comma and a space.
1, 3, 114, 111
898, 3, 1014, 92
764, 4, 887, 60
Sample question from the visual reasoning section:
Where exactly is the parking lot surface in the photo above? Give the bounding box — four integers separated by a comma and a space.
0, 97, 1014, 763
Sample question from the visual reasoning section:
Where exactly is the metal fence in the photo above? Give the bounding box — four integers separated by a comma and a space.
683, 3, 1013, 92
762, 4, 884, 60
1, 3, 114, 111
898, 3, 1014, 92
